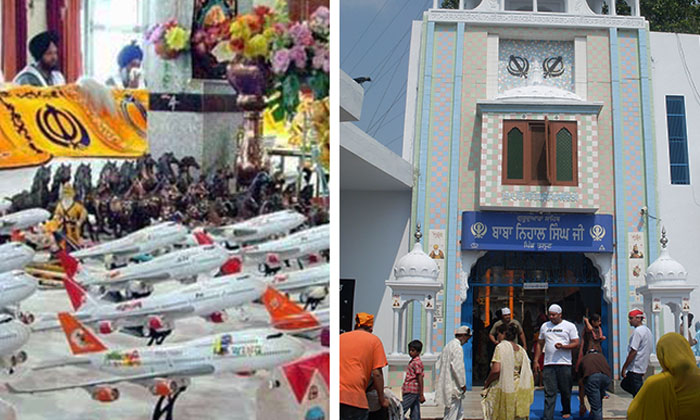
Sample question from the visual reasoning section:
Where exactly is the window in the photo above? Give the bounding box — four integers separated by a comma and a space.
666, 96, 690, 185
502, 119, 578, 186
82, 0, 148, 83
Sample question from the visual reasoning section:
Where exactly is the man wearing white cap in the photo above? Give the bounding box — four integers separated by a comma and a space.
533, 304, 580, 420
489, 307, 527, 349
435, 326, 471, 420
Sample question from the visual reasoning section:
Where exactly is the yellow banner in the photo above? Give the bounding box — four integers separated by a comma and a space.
0, 85, 149, 169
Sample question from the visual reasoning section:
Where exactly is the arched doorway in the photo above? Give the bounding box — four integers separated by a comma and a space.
461, 251, 608, 388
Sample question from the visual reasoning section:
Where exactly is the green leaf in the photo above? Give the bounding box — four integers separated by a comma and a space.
308, 72, 329, 100
282, 73, 300, 114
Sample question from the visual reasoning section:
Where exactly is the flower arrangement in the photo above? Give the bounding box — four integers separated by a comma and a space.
213, 2, 330, 121
146, 20, 191, 60
191, 1, 238, 78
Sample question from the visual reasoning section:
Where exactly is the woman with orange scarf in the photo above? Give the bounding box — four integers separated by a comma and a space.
627, 332, 700, 420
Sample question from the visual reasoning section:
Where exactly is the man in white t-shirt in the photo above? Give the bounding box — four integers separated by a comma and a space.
533, 304, 580, 420
620, 309, 652, 397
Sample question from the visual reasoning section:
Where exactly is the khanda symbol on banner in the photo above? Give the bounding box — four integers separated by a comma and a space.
471, 222, 487, 239
35, 104, 90, 149
590, 224, 606, 241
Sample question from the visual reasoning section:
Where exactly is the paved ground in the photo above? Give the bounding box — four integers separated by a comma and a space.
418, 388, 633, 420
0, 260, 327, 419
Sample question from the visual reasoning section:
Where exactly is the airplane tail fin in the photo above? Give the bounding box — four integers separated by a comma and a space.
63, 276, 99, 312
220, 255, 242, 275
193, 230, 214, 245
261, 287, 319, 330
57, 249, 80, 278
57, 312, 108, 355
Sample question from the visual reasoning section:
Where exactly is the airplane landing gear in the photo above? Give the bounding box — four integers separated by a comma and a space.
147, 329, 172, 346
152, 386, 187, 420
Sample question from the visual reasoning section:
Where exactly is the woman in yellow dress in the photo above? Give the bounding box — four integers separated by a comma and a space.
481, 323, 535, 420
627, 332, 700, 420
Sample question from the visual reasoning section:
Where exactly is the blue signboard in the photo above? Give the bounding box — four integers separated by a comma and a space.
461, 211, 614, 253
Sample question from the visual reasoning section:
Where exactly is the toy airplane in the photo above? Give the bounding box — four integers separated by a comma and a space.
207, 209, 306, 244
0, 242, 35, 273
9, 312, 304, 416
32, 271, 266, 345
70, 221, 188, 261
0, 208, 51, 236
57, 232, 241, 299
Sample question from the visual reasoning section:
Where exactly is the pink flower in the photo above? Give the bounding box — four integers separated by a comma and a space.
289, 22, 313, 46
289, 46, 307, 69
312, 46, 329, 73
310, 6, 329, 36
147, 23, 165, 43
272, 49, 291, 74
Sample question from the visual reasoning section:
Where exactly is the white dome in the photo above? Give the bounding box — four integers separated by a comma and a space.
495, 85, 584, 102
645, 247, 688, 286
393, 243, 440, 282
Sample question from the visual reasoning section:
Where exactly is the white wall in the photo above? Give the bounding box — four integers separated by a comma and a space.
340, 190, 411, 350
650, 31, 700, 333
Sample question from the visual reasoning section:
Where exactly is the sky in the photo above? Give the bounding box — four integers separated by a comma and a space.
340, 0, 434, 155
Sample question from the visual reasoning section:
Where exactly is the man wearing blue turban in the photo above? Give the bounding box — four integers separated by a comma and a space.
106, 41, 144, 89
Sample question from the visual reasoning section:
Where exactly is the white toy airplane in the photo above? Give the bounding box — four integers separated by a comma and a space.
242, 224, 330, 273
0, 315, 31, 374
268, 263, 329, 293
33, 271, 266, 345
0, 208, 51, 236
207, 209, 306, 244
8, 313, 305, 415
70, 221, 189, 261
0, 270, 38, 310
0, 242, 35, 273
57, 232, 241, 299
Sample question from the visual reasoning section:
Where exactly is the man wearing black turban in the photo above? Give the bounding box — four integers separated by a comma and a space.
13, 31, 66, 87
106, 41, 145, 89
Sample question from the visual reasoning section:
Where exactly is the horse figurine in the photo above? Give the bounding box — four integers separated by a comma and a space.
6, 165, 51, 212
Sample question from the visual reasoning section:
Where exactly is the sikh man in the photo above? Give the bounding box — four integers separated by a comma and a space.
435, 325, 471, 420
14, 31, 66, 87
620, 309, 652, 397
534, 304, 580, 420
340, 312, 389, 420
489, 307, 528, 349
51, 183, 87, 248
106, 41, 145, 89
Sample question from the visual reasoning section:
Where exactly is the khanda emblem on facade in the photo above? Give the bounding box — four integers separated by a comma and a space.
590, 224, 606, 241
35, 104, 90, 149
543, 56, 565, 78
471, 222, 487, 239
120, 94, 148, 137
507, 55, 529, 78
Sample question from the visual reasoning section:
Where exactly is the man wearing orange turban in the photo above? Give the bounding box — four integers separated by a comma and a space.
340, 312, 388, 419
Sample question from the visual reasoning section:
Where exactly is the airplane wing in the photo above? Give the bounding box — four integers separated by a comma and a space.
82, 272, 171, 287
97, 305, 197, 322
247, 247, 302, 261
6, 365, 215, 394
74, 246, 142, 259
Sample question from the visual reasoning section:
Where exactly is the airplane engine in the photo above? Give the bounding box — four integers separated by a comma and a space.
127, 281, 152, 296
147, 316, 166, 331
207, 311, 228, 323
91, 387, 120, 402
97, 321, 115, 334
149, 379, 179, 397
